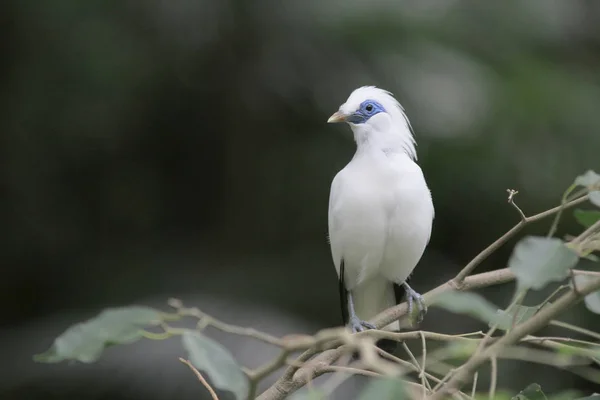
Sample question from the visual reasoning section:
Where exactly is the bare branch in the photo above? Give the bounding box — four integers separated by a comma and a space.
471, 372, 478, 399
453, 193, 589, 284
179, 358, 220, 400
488, 356, 497, 400
507, 189, 526, 221
549, 320, 600, 341
257, 268, 515, 400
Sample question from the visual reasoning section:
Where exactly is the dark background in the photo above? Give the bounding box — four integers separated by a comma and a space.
2, 1, 600, 399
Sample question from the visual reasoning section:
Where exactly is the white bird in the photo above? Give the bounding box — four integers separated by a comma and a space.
327, 86, 434, 334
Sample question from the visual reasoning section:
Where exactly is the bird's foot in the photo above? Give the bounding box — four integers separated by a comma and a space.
349, 316, 376, 333
404, 283, 427, 324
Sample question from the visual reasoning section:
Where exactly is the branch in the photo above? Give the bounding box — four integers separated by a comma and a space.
426, 276, 600, 400
377, 349, 473, 400
453, 193, 589, 284
171, 189, 592, 400
549, 320, 600, 341
371, 268, 515, 330
256, 268, 515, 400
179, 358, 220, 400
488, 356, 497, 400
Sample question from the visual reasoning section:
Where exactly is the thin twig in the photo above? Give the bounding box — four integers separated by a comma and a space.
431, 368, 456, 393
377, 349, 473, 400
179, 307, 284, 346
453, 193, 589, 284
488, 356, 497, 400
547, 184, 580, 238
420, 331, 429, 397
471, 372, 478, 399
507, 189, 526, 221
322, 365, 382, 378
549, 320, 600, 341
402, 342, 432, 395
179, 358, 220, 400
510, 289, 528, 330
522, 335, 600, 348
537, 284, 569, 311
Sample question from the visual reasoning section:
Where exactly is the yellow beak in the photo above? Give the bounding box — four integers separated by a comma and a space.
327, 111, 347, 123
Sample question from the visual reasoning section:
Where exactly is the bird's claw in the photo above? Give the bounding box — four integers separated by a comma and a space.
405, 285, 427, 324
349, 316, 376, 333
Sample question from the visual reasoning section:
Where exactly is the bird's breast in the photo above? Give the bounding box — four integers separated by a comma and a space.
329, 155, 433, 286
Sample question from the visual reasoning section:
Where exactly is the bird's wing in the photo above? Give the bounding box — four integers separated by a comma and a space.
328, 165, 395, 327
328, 171, 348, 325
380, 155, 434, 284
327, 170, 344, 275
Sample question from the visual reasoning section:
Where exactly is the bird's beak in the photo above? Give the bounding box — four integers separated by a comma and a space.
327, 111, 347, 124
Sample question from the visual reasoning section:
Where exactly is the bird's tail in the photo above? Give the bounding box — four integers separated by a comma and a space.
353, 277, 399, 332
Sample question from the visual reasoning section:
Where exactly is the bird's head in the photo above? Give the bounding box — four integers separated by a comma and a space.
327, 86, 417, 159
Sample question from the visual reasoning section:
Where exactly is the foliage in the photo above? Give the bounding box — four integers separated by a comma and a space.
34, 171, 600, 399
490, 304, 550, 332
430, 291, 497, 323
574, 209, 600, 229
34, 306, 161, 363
508, 236, 578, 290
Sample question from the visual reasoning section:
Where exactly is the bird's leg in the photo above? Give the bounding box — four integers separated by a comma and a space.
403, 282, 427, 324
347, 291, 376, 333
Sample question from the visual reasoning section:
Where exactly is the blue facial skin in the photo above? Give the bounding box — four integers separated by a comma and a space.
346, 100, 386, 124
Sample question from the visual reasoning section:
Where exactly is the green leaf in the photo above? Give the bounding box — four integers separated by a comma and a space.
574, 209, 600, 228
34, 306, 161, 363
289, 388, 328, 400
591, 191, 600, 207
575, 170, 600, 189
182, 331, 248, 400
490, 303, 551, 331
358, 378, 406, 400
574, 396, 600, 400
574, 275, 600, 314
509, 236, 579, 290
431, 291, 498, 324
511, 383, 547, 400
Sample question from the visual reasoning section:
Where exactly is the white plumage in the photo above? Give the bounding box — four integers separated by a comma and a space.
327, 86, 434, 333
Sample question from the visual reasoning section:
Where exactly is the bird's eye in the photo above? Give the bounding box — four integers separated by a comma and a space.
365, 103, 374, 112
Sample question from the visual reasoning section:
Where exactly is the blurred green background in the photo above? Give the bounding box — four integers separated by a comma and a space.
1, 0, 600, 399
